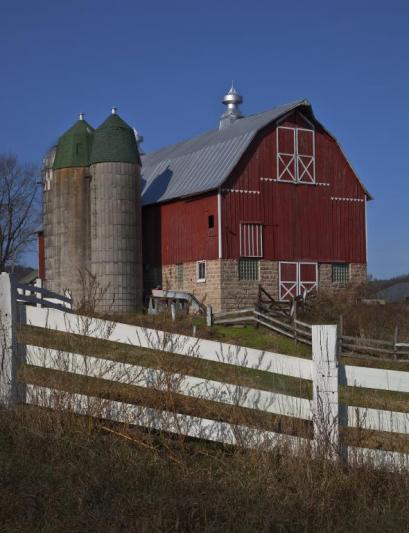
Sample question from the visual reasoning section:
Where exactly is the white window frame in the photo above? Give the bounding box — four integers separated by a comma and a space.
196, 260, 206, 283
239, 223, 263, 258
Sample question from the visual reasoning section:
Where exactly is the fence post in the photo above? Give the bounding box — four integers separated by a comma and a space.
312, 324, 340, 457
0, 272, 18, 406
206, 305, 213, 327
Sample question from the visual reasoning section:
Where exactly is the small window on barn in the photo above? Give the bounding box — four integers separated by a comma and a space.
240, 223, 263, 257
239, 258, 259, 281
208, 215, 214, 229
176, 263, 183, 289
332, 263, 350, 283
197, 261, 206, 282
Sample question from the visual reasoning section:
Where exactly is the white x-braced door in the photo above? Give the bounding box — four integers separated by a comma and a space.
279, 261, 318, 301
277, 125, 315, 184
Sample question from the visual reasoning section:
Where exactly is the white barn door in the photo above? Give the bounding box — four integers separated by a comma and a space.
279, 262, 318, 301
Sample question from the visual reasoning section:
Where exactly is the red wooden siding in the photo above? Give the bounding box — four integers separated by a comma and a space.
142, 193, 218, 267
222, 110, 367, 263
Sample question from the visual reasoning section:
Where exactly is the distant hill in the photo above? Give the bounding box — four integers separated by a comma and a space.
368, 273, 409, 296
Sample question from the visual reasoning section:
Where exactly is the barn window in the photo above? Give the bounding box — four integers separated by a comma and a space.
197, 260, 206, 282
277, 125, 315, 184
208, 215, 214, 229
176, 263, 183, 288
239, 223, 263, 257
332, 263, 350, 283
239, 258, 259, 281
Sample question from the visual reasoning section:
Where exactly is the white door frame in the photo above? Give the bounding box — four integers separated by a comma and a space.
279, 261, 318, 301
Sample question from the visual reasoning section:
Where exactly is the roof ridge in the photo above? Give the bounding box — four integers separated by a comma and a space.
142, 100, 307, 161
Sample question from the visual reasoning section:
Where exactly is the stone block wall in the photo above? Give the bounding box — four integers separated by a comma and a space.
154, 260, 368, 312
319, 263, 367, 292
162, 261, 223, 310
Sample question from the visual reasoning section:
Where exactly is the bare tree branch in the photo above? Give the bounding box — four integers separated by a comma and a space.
0, 154, 40, 272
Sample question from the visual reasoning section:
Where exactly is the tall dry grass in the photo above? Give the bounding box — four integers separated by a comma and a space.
300, 286, 409, 341
1, 406, 409, 532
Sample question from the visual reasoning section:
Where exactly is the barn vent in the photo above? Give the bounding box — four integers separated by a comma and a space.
219, 84, 243, 130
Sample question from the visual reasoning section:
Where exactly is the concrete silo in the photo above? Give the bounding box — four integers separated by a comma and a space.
89, 108, 142, 313
43, 115, 94, 302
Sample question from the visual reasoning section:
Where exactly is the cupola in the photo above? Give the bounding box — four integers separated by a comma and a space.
219, 85, 243, 130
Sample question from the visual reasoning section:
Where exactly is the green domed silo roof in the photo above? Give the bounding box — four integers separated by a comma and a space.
53, 119, 95, 170
90, 113, 140, 165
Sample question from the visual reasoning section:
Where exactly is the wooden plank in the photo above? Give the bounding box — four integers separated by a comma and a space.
25, 384, 308, 451
213, 308, 255, 319
348, 446, 409, 471
348, 405, 409, 435
25, 346, 312, 420
342, 342, 395, 356
342, 335, 393, 347
17, 294, 71, 313
24, 307, 314, 380
254, 310, 292, 329
213, 317, 257, 325
16, 283, 72, 304
294, 318, 312, 329
344, 364, 409, 393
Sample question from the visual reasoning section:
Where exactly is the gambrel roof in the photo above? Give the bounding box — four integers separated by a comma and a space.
141, 99, 371, 205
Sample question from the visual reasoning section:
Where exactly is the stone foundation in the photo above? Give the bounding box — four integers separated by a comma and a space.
148, 260, 367, 312
319, 263, 367, 292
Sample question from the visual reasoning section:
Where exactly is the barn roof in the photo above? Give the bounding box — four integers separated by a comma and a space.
141, 99, 372, 205
141, 100, 309, 206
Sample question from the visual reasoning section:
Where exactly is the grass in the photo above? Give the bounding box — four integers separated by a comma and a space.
2, 406, 409, 532
104, 311, 312, 357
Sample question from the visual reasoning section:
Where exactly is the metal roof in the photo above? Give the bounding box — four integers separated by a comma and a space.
141, 100, 309, 205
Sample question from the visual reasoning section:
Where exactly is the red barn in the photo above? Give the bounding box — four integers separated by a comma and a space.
141, 89, 370, 311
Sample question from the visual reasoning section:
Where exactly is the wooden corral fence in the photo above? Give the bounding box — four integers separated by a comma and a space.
211, 306, 409, 361
16, 278, 73, 313
1, 272, 409, 470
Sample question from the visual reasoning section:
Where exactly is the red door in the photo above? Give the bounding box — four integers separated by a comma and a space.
298, 262, 318, 297
279, 262, 298, 300
279, 262, 318, 301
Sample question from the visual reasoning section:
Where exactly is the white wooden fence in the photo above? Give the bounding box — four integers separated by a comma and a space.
1, 272, 409, 470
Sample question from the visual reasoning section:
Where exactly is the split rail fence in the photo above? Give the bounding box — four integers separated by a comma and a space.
212, 307, 409, 360
1, 273, 409, 469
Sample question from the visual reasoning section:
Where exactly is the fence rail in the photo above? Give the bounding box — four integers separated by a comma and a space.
1, 272, 409, 471
212, 307, 409, 360
16, 278, 73, 312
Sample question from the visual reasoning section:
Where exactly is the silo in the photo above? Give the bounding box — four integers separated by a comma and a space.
89, 108, 142, 313
43, 115, 94, 303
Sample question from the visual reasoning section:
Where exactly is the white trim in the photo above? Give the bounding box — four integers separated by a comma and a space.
331, 196, 365, 203
217, 190, 222, 259
260, 177, 329, 186
221, 188, 260, 195
365, 196, 368, 263
196, 260, 206, 283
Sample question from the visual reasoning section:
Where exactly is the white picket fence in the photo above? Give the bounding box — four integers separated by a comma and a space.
1, 272, 409, 469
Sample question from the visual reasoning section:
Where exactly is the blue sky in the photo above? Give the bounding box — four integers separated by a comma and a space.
1, 0, 408, 278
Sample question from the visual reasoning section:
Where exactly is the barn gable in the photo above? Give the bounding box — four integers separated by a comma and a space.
141, 100, 371, 207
